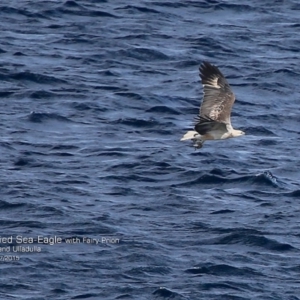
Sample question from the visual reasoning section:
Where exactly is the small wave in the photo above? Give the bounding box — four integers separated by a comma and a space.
63, 0, 82, 7
0, 6, 26, 16
287, 23, 300, 27
113, 117, 159, 128
14, 157, 33, 167
215, 3, 255, 12
253, 171, 278, 187
126, 265, 171, 277
102, 174, 157, 184
94, 85, 124, 92
51, 152, 74, 157
114, 33, 151, 40
188, 37, 234, 54
0, 91, 14, 98
243, 126, 276, 136
115, 5, 161, 14
211, 209, 235, 214
197, 282, 242, 292
0, 220, 48, 229
0, 200, 26, 209
10, 71, 67, 84
151, 2, 186, 8
215, 233, 294, 251
104, 187, 135, 196
49, 1, 119, 18
30, 90, 57, 99
185, 263, 261, 277
51, 145, 78, 150
71, 293, 99, 299
27, 112, 72, 123
13, 156, 51, 168
173, 170, 279, 189
40, 206, 65, 215
256, 139, 279, 146
13, 51, 26, 56
114, 91, 144, 100
51, 288, 67, 295
96, 151, 128, 158
117, 48, 169, 61
282, 190, 300, 198
173, 59, 201, 68
152, 287, 186, 299
146, 106, 181, 115
274, 68, 300, 76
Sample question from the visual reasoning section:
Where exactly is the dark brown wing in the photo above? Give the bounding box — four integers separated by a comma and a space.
199, 62, 235, 124
194, 115, 227, 135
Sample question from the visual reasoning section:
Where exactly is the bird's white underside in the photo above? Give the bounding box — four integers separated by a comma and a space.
180, 125, 243, 142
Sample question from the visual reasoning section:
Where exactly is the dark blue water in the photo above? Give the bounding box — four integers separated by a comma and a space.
1, 0, 300, 299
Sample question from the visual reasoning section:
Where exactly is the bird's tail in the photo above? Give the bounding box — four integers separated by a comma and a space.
180, 131, 197, 141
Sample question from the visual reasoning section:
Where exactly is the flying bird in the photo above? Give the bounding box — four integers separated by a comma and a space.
181, 61, 245, 149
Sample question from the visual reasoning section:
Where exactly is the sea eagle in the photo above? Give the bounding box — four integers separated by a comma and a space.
181, 61, 245, 149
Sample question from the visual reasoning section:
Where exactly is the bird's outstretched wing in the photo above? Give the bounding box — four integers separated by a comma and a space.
199, 62, 235, 125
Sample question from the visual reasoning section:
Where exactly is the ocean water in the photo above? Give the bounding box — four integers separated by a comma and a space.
0, 0, 300, 299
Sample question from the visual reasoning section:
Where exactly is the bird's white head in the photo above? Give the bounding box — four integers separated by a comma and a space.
233, 129, 245, 137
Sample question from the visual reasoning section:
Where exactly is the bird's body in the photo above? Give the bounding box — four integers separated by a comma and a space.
181, 62, 245, 149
